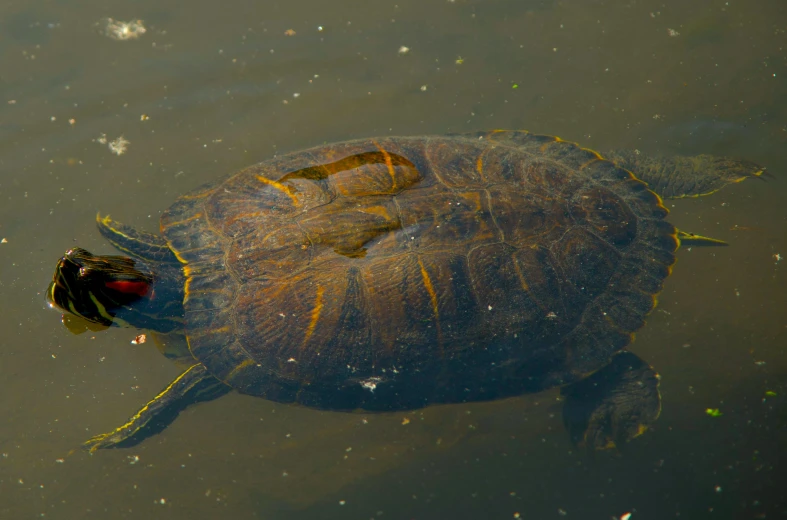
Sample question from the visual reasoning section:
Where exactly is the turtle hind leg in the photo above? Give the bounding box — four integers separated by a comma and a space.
83, 363, 230, 452
560, 351, 661, 450
97, 213, 180, 264
604, 149, 765, 199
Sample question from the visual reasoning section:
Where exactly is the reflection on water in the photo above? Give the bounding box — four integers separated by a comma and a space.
1, 0, 786, 518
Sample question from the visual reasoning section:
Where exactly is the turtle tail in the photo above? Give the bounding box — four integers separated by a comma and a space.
604, 149, 766, 199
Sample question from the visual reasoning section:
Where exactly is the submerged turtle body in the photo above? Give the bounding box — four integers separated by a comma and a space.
47, 130, 764, 451
162, 131, 675, 410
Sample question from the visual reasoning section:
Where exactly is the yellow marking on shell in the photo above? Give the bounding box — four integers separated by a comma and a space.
225, 358, 257, 381
359, 205, 393, 220
84, 363, 203, 453
461, 191, 483, 212
256, 174, 300, 206
189, 325, 232, 338
578, 155, 604, 170
372, 141, 398, 191
538, 135, 559, 153
510, 258, 530, 292
162, 212, 204, 229
303, 284, 325, 346
182, 265, 193, 302
170, 247, 190, 266
417, 257, 443, 352
475, 152, 487, 183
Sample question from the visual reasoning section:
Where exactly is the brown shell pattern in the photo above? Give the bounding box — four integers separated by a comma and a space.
160, 131, 678, 411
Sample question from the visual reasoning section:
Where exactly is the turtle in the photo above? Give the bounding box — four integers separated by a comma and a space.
46, 130, 764, 452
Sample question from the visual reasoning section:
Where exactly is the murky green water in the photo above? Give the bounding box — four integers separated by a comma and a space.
1, 0, 786, 518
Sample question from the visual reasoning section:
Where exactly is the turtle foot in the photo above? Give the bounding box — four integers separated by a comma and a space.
560, 351, 661, 450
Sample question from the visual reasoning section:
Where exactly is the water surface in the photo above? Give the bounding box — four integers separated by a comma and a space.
1, 0, 786, 518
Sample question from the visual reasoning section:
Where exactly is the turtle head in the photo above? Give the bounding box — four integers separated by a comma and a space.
47, 248, 154, 328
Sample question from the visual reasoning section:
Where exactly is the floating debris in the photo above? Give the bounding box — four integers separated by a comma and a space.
284, 29, 296, 36
131, 334, 146, 345
97, 134, 130, 155
667, 28, 680, 37
109, 136, 130, 155
705, 408, 723, 417
765, 391, 777, 397
99, 18, 147, 41
398, 46, 410, 55
401, 417, 410, 425
0, 238, 7, 244
360, 376, 383, 392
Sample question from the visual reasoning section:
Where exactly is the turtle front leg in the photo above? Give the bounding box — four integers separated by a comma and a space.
560, 352, 661, 450
96, 213, 181, 264
84, 363, 230, 452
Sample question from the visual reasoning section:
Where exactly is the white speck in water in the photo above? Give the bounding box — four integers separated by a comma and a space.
360, 377, 383, 392
99, 18, 147, 41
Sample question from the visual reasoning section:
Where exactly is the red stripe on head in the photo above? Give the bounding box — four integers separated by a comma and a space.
105, 280, 150, 297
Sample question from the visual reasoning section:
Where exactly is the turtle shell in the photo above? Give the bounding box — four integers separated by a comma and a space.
160, 131, 678, 411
